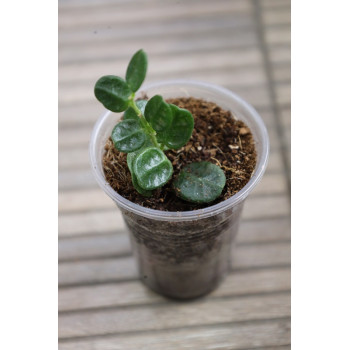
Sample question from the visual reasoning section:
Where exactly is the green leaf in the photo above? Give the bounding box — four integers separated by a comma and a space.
135, 99, 147, 115
125, 49, 148, 92
158, 104, 194, 149
127, 152, 152, 197
123, 107, 139, 121
173, 162, 226, 203
111, 119, 146, 153
144, 95, 173, 132
134, 147, 173, 190
94, 75, 132, 112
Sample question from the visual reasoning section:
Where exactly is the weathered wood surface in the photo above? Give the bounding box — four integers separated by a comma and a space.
58, 0, 290, 348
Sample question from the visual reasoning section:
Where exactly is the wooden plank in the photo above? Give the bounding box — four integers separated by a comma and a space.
59, 319, 290, 349
59, 0, 252, 30
59, 101, 103, 127
243, 194, 289, 220
261, 0, 290, 9
59, 267, 290, 311
58, 216, 290, 261
58, 172, 288, 213
264, 26, 290, 46
58, 209, 124, 237
274, 83, 290, 107
59, 30, 258, 65
233, 242, 290, 269
59, 16, 253, 48
58, 242, 290, 286
268, 46, 290, 65
59, 48, 264, 84
58, 293, 290, 338
59, 232, 131, 261
280, 107, 291, 128
58, 84, 272, 128
58, 188, 112, 213
58, 168, 97, 190
59, 0, 252, 12
58, 194, 290, 237
271, 64, 291, 83
238, 216, 290, 244
58, 125, 93, 148
225, 83, 272, 110
262, 7, 290, 26
59, 68, 268, 107
280, 107, 291, 150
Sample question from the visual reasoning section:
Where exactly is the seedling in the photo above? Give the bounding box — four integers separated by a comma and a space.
94, 49, 226, 203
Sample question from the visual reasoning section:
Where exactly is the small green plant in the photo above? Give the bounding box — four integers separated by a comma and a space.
94, 49, 226, 203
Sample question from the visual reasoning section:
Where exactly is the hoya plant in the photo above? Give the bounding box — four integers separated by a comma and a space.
94, 49, 226, 203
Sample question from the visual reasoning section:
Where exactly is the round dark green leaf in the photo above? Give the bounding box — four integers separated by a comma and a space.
135, 99, 147, 115
125, 49, 148, 92
159, 104, 194, 149
111, 119, 146, 153
144, 95, 173, 132
127, 152, 152, 197
134, 147, 173, 190
94, 75, 132, 112
173, 162, 226, 203
123, 107, 139, 121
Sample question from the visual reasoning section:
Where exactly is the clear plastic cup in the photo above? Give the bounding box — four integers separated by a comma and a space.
89, 80, 269, 299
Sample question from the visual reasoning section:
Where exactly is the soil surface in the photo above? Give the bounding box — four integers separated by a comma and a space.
103, 97, 257, 211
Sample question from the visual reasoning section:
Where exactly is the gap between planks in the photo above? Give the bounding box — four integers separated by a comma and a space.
58, 318, 290, 350
58, 241, 291, 287
58, 293, 290, 339
58, 267, 290, 312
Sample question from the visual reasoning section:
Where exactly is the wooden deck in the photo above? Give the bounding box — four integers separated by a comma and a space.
58, 0, 291, 348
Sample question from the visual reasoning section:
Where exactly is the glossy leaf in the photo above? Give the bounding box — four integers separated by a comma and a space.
123, 107, 139, 121
159, 104, 194, 149
127, 151, 152, 196
135, 99, 147, 115
111, 119, 146, 153
173, 162, 226, 203
125, 49, 148, 92
134, 147, 173, 190
144, 95, 173, 132
94, 75, 132, 112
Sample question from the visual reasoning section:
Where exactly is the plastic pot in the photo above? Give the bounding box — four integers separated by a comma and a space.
90, 80, 269, 299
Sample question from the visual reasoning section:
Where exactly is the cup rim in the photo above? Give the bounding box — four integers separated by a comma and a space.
89, 79, 269, 221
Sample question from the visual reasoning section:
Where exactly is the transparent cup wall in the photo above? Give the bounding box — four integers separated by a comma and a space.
90, 80, 269, 299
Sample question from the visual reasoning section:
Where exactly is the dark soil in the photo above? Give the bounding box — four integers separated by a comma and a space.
103, 97, 257, 211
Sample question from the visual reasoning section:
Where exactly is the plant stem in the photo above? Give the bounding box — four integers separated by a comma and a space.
129, 98, 159, 148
